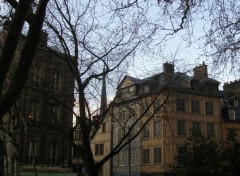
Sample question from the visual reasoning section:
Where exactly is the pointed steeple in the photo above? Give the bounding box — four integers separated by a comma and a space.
100, 66, 107, 115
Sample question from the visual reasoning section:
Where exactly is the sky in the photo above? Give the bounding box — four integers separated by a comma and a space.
126, 11, 236, 90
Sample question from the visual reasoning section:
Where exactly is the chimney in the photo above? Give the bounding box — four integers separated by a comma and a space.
223, 80, 240, 94
163, 62, 174, 75
193, 61, 208, 78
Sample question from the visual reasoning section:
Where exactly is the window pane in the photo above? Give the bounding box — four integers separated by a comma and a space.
143, 123, 150, 138
229, 109, 236, 120
154, 121, 161, 137
143, 149, 150, 164
177, 120, 186, 135
177, 98, 185, 112
141, 103, 150, 116
102, 123, 106, 133
118, 129, 124, 141
154, 147, 161, 163
153, 99, 161, 112
131, 150, 135, 166
207, 123, 215, 138
95, 144, 104, 155
205, 102, 214, 115
192, 122, 201, 136
191, 100, 200, 113
119, 151, 125, 166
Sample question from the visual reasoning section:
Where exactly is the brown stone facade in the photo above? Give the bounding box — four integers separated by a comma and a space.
0, 30, 75, 173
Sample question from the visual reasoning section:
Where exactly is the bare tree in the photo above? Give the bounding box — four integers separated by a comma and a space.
0, 0, 50, 119
41, 0, 200, 176
202, 0, 240, 74
0, 0, 50, 175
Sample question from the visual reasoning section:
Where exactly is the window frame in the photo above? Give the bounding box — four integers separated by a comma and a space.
154, 147, 162, 164
130, 149, 136, 166
118, 151, 126, 166
154, 120, 161, 137
143, 123, 150, 139
192, 122, 201, 136
143, 148, 150, 164
153, 99, 161, 112
95, 143, 104, 156
177, 120, 186, 136
207, 123, 215, 138
229, 109, 236, 120
176, 98, 185, 112
205, 102, 214, 115
234, 99, 238, 106
191, 100, 200, 113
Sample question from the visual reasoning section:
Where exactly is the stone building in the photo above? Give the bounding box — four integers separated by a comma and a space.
221, 80, 240, 141
0, 30, 75, 175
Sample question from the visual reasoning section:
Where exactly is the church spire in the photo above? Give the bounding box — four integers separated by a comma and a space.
100, 66, 107, 116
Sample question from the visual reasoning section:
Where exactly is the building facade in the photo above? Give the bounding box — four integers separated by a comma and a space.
0, 30, 75, 174
222, 80, 240, 141
92, 62, 231, 176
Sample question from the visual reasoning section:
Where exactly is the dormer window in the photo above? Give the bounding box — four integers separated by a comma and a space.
191, 80, 199, 91
129, 86, 134, 93
229, 109, 236, 120
234, 99, 238, 106
143, 84, 149, 93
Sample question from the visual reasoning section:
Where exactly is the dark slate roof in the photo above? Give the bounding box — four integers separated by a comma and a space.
199, 77, 220, 84
220, 90, 240, 120
119, 69, 220, 97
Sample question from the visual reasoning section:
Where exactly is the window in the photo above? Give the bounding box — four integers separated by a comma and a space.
74, 129, 81, 140
118, 109, 126, 119
141, 103, 150, 116
143, 123, 150, 138
118, 128, 124, 141
102, 123, 106, 133
191, 100, 200, 113
205, 102, 214, 115
118, 151, 125, 166
33, 66, 43, 83
229, 109, 236, 120
49, 143, 59, 164
53, 71, 60, 91
207, 123, 215, 138
176, 98, 185, 112
153, 99, 161, 112
131, 150, 135, 166
192, 122, 201, 136
129, 86, 135, 93
143, 149, 150, 164
140, 84, 149, 93
154, 147, 161, 163
227, 129, 236, 141
234, 99, 238, 106
52, 107, 60, 124
27, 139, 38, 163
207, 85, 217, 94
154, 120, 161, 137
95, 144, 104, 156
177, 120, 186, 135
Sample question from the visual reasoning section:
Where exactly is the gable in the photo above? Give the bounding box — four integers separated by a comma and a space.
118, 76, 137, 89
